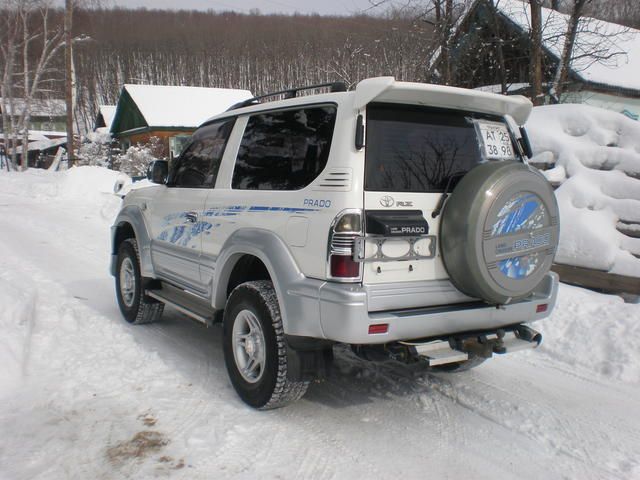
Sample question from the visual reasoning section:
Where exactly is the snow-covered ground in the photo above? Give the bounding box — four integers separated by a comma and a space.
1, 167, 639, 480
527, 104, 640, 276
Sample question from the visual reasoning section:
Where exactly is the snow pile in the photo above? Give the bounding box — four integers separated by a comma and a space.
527, 104, 640, 276
59, 166, 130, 200
0, 273, 36, 392
0, 166, 132, 214
538, 284, 640, 384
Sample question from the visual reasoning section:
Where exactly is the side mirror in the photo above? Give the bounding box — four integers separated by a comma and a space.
147, 160, 168, 184
519, 127, 533, 159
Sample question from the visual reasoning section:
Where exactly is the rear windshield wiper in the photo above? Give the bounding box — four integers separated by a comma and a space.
432, 172, 466, 219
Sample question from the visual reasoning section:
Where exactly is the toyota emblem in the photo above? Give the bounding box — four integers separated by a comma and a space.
380, 195, 395, 208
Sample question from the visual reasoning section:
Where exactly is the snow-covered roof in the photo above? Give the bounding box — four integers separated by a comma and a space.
122, 84, 253, 129
496, 0, 640, 93
28, 129, 66, 138
13, 137, 67, 154
0, 98, 66, 117
98, 105, 116, 130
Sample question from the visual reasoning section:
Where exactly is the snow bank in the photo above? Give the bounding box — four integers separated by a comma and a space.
0, 273, 36, 393
538, 284, 640, 385
527, 104, 640, 276
1, 165, 128, 198
59, 166, 129, 199
0, 166, 135, 223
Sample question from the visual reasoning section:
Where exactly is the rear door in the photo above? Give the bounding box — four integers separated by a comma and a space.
362, 103, 519, 307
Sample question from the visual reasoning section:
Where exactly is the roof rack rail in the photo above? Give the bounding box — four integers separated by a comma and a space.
226, 81, 347, 111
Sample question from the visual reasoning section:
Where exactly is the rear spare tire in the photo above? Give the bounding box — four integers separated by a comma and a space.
440, 161, 559, 305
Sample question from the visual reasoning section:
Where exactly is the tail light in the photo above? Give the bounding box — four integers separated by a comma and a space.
327, 210, 362, 282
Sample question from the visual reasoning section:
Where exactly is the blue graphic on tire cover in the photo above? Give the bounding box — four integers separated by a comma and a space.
491, 193, 546, 280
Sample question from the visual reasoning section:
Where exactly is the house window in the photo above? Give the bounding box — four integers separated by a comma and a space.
169, 135, 191, 159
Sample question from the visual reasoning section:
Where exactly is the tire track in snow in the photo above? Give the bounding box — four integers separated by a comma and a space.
427, 370, 634, 480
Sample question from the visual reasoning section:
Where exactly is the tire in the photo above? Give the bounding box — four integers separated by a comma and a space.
115, 238, 164, 325
440, 161, 559, 304
430, 355, 486, 373
223, 280, 309, 409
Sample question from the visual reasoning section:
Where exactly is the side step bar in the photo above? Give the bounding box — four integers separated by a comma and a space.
146, 283, 216, 326
403, 325, 542, 367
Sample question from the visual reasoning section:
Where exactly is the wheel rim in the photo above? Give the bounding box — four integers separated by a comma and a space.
119, 257, 136, 307
232, 309, 266, 384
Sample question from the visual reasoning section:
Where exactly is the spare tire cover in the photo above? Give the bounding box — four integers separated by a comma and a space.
440, 161, 559, 305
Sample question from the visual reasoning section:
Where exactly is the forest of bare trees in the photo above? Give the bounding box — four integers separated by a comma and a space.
58, 8, 435, 131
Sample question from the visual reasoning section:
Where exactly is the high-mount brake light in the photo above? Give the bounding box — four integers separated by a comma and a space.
327, 210, 363, 282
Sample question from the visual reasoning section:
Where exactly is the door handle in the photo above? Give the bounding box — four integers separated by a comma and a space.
186, 211, 198, 223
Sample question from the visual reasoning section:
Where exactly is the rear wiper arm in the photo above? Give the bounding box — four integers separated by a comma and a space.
432, 172, 465, 219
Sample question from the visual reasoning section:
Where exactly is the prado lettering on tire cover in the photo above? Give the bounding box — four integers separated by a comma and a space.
439, 161, 559, 305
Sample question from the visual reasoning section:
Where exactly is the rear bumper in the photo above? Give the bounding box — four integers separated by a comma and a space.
303, 272, 558, 344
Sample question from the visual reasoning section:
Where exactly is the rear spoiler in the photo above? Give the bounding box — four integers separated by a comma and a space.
353, 77, 533, 126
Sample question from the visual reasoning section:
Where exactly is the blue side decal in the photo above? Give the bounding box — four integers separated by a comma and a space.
157, 204, 320, 247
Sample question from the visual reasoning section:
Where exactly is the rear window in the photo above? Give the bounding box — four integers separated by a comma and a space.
232, 105, 336, 190
365, 103, 516, 192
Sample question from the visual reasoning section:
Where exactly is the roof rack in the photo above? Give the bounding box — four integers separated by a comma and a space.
226, 81, 347, 111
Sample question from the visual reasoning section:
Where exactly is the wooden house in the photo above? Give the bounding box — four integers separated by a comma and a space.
431, 0, 640, 119
109, 85, 252, 159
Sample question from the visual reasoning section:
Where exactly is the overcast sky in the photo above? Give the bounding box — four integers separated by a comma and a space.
99, 0, 381, 16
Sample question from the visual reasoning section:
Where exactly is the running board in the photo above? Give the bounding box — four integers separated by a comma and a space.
146, 283, 216, 326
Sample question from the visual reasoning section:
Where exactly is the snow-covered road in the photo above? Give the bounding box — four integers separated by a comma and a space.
1, 168, 639, 480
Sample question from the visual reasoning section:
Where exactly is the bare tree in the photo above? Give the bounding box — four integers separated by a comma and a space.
64, 0, 74, 165
550, 0, 630, 101
0, 0, 65, 170
550, 0, 590, 100
420, 0, 472, 84
0, 2, 21, 169
530, 0, 544, 105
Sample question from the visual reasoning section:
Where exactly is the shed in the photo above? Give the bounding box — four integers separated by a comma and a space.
94, 105, 116, 132
0, 97, 66, 133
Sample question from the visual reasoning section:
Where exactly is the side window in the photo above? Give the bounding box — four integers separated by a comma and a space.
232, 105, 336, 190
172, 119, 235, 188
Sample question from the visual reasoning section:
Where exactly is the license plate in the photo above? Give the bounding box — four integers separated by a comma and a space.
477, 121, 516, 160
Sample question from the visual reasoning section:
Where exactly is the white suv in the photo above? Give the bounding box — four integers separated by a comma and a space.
111, 77, 559, 409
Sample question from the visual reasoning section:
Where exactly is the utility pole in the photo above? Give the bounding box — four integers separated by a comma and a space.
64, 0, 74, 166
530, 0, 544, 105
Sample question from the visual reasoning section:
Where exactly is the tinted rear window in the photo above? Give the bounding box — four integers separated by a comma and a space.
365, 104, 507, 192
232, 105, 336, 190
